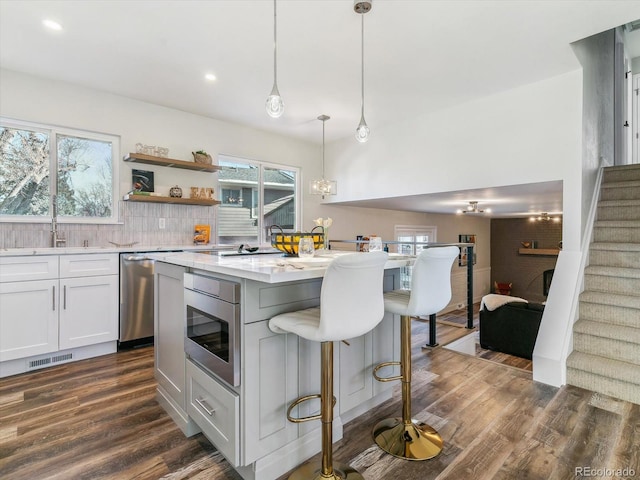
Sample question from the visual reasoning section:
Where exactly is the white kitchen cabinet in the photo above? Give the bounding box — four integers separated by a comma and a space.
154, 261, 200, 436
339, 270, 401, 416
58, 254, 118, 350
242, 319, 300, 465
186, 358, 239, 466
0, 253, 118, 374
58, 275, 118, 349
0, 279, 59, 362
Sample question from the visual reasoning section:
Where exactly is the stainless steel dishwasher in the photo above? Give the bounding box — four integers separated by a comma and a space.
119, 253, 155, 348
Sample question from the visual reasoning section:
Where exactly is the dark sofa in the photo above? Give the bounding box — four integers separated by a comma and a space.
479, 301, 544, 360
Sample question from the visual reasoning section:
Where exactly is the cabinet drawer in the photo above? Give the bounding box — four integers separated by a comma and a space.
186, 359, 239, 466
0, 256, 58, 283
60, 254, 118, 278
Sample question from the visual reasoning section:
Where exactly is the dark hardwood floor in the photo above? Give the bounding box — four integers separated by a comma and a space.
1, 319, 638, 480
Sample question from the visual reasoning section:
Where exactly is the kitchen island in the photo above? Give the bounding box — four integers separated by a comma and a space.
151, 250, 413, 480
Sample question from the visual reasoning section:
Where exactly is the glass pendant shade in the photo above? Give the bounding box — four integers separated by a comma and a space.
310, 115, 336, 199
356, 114, 370, 143
266, 83, 284, 118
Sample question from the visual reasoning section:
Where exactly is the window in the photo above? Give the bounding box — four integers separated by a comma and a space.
395, 225, 437, 289
217, 155, 299, 245
0, 118, 119, 223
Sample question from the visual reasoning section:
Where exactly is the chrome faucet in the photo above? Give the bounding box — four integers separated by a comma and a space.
50, 195, 66, 248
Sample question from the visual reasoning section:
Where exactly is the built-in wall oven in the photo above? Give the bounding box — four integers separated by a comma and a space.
184, 272, 241, 387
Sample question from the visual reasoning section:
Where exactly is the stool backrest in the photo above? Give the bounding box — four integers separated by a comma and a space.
319, 252, 388, 341
407, 246, 459, 316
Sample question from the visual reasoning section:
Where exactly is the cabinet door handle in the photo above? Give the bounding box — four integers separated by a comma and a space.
63, 285, 67, 310
52, 285, 56, 311
195, 397, 216, 416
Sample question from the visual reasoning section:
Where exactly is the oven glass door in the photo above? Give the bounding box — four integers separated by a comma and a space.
186, 305, 230, 362
184, 288, 240, 387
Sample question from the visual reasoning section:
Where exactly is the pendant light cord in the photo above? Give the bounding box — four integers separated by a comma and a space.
273, 0, 278, 85
322, 119, 326, 178
360, 14, 365, 117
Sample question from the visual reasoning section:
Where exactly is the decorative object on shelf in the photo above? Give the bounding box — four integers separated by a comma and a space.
132, 169, 154, 192
269, 225, 324, 256
155, 146, 169, 157
190, 187, 214, 200
354, 0, 372, 143
192, 150, 212, 164
521, 241, 531, 248
310, 115, 337, 198
313, 217, 333, 250
529, 212, 561, 222
194, 224, 210, 244
169, 185, 183, 198
265, 0, 284, 118
456, 201, 491, 214
458, 234, 477, 266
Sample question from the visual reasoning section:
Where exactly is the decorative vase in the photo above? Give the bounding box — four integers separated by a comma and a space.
169, 185, 182, 198
323, 228, 330, 250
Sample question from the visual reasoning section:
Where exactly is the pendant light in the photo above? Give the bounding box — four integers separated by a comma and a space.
355, 0, 372, 142
310, 115, 337, 199
266, 0, 284, 118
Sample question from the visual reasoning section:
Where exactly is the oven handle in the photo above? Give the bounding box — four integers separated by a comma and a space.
195, 397, 216, 416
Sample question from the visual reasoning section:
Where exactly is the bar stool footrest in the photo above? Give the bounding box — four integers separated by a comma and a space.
372, 417, 443, 460
286, 394, 336, 424
372, 361, 402, 382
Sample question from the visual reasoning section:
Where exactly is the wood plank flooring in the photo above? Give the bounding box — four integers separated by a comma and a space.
1, 320, 638, 480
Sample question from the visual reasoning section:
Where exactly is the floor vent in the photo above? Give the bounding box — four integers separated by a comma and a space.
28, 353, 73, 370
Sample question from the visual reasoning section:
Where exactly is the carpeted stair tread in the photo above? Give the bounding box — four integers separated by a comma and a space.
589, 242, 640, 252
585, 265, 640, 279
566, 368, 640, 405
567, 351, 640, 385
574, 319, 640, 344
601, 180, 640, 189
598, 199, 640, 208
579, 291, 640, 310
594, 220, 640, 227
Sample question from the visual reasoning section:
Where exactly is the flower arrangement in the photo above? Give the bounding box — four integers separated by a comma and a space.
313, 217, 333, 250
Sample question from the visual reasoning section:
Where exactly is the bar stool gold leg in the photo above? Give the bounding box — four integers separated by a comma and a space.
372, 315, 443, 460
289, 342, 363, 480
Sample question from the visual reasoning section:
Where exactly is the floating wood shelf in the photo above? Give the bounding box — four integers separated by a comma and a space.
123, 194, 220, 206
124, 153, 221, 172
518, 248, 560, 256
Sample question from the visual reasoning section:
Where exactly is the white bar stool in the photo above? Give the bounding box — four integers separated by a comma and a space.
372, 246, 459, 460
269, 252, 388, 480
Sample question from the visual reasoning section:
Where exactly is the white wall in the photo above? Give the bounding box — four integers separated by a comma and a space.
0, 68, 318, 205
325, 70, 584, 252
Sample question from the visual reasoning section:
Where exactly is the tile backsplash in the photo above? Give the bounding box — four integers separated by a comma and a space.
0, 201, 216, 249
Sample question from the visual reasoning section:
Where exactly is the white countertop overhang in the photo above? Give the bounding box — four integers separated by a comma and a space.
150, 251, 414, 283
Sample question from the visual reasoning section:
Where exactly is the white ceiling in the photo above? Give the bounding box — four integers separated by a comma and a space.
1, 0, 640, 217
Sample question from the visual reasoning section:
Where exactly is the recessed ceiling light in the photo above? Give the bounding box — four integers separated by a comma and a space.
42, 19, 63, 31
204, 73, 216, 82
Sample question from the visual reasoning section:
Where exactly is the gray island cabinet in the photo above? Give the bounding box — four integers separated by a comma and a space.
152, 251, 409, 480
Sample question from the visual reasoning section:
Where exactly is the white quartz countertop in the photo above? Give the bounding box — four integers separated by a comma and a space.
0, 244, 226, 257
150, 250, 415, 283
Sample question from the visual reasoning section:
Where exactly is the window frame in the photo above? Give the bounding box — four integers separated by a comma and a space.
0, 117, 120, 224
217, 154, 300, 246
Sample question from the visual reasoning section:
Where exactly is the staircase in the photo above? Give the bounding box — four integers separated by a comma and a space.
566, 164, 640, 405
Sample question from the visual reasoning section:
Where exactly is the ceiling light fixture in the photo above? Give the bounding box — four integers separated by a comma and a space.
204, 73, 216, 81
42, 19, 62, 31
265, 0, 284, 118
354, 0, 372, 143
310, 115, 337, 199
456, 201, 491, 214
530, 212, 561, 222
